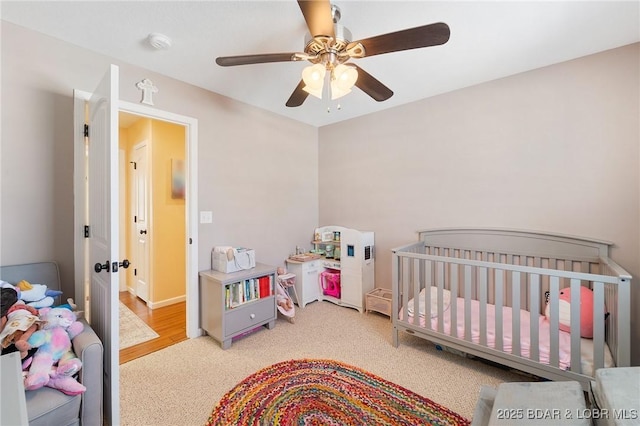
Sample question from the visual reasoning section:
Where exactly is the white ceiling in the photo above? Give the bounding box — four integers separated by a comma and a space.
2, 1, 639, 127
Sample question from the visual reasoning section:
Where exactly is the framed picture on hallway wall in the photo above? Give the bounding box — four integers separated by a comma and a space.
171, 158, 185, 199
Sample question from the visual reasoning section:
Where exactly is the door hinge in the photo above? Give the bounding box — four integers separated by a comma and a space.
134, 215, 137, 223
84, 225, 90, 238
134, 269, 137, 276
189, 237, 192, 245
83, 124, 89, 138
130, 161, 136, 170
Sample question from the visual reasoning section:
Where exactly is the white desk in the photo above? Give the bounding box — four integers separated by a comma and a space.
1, 352, 29, 426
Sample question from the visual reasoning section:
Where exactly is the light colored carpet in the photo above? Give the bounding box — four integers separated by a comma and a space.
120, 300, 535, 426
119, 301, 159, 349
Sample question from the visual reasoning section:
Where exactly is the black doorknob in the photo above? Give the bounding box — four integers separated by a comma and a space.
112, 259, 131, 273
94, 261, 110, 273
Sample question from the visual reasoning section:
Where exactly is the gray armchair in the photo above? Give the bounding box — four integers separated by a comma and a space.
1, 262, 103, 426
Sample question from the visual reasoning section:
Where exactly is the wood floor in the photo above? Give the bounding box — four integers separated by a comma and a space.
119, 291, 187, 364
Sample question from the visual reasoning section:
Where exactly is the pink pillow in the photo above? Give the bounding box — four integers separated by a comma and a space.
545, 286, 594, 338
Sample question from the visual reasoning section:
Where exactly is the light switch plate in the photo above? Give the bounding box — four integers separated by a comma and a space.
200, 211, 213, 224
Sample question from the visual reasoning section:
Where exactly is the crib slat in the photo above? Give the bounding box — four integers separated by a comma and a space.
592, 281, 605, 372
549, 276, 560, 368
437, 261, 445, 333
617, 277, 630, 366
413, 258, 422, 330
402, 257, 409, 323
464, 265, 472, 342
511, 272, 521, 357
488, 253, 497, 304
479, 267, 487, 346
450, 261, 459, 338
529, 273, 540, 362
522, 257, 530, 309
570, 278, 582, 373
422, 259, 430, 326
533, 257, 544, 314
495, 269, 504, 352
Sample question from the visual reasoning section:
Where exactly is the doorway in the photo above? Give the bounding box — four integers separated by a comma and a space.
118, 111, 187, 354
119, 114, 187, 306
118, 101, 201, 338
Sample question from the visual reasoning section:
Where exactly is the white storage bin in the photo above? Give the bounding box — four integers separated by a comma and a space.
211, 247, 255, 273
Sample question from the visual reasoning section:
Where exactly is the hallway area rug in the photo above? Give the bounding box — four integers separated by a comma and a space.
206, 358, 470, 426
119, 301, 159, 349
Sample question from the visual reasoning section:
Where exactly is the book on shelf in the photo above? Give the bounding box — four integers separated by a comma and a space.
258, 275, 274, 298
226, 275, 273, 309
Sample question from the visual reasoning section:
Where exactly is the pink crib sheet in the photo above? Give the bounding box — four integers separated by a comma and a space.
400, 293, 613, 373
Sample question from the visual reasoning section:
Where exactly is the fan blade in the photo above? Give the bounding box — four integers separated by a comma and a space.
352, 65, 393, 102
216, 53, 298, 67
350, 22, 450, 58
286, 80, 310, 107
298, 0, 335, 39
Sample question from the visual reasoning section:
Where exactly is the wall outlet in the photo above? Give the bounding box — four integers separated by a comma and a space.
200, 211, 213, 224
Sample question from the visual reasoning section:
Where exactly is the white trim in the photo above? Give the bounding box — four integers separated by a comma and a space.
147, 295, 187, 309
118, 100, 200, 339
118, 149, 127, 292
72, 89, 90, 317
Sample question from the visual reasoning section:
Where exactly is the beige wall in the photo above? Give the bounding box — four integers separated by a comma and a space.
318, 43, 640, 365
150, 119, 186, 304
0, 21, 319, 296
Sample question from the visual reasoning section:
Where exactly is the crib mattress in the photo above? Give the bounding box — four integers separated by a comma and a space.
401, 290, 614, 376
591, 367, 640, 425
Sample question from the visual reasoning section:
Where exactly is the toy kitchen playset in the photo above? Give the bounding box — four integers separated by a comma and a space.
285, 225, 374, 313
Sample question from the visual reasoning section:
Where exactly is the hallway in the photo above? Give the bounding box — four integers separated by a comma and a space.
119, 292, 187, 364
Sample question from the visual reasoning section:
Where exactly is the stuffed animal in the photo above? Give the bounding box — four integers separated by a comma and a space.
22, 307, 86, 395
545, 286, 601, 338
16, 280, 62, 308
1, 279, 62, 309
1, 303, 42, 358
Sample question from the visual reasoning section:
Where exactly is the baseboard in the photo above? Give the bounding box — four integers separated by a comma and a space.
147, 295, 186, 309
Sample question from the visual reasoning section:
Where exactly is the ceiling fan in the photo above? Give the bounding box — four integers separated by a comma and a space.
215, 0, 450, 107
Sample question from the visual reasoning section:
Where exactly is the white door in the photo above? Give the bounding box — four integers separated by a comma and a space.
87, 64, 120, 425
132, 142, 150, 301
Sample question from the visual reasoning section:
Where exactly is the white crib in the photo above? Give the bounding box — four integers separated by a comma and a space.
392, 228, 632, 390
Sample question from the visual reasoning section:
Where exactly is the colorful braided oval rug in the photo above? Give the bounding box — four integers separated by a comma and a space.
206, 359, 470, 425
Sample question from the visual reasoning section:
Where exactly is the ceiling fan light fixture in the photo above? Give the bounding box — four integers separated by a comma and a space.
302, 64, 326, 99
330, 64, 357, 100
330, 84, 351, 100
334, 64, 358, 88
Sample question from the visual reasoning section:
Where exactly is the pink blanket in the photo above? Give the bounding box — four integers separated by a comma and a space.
402, 297, 573, 370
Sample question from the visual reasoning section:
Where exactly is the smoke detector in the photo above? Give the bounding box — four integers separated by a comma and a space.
147, 33, 172, 50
